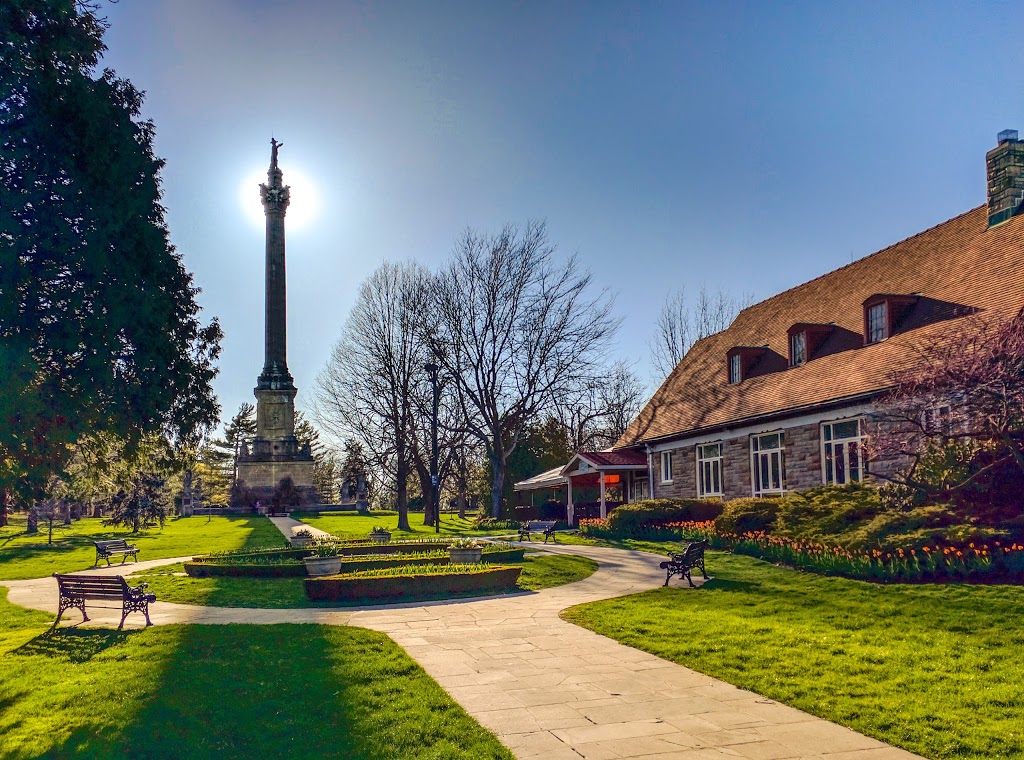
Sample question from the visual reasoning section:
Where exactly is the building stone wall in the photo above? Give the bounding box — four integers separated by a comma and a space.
653, 445, 696, 499
647, 412, 885, 502
722, 437, 751, 501
783, 422, 823, 492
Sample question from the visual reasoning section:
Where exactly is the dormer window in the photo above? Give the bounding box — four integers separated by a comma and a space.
863, 295, 918, 345
867, 302, 888, 343
727, 346, 768, 384
786, 323, 834, 366
789, 331, 807, 366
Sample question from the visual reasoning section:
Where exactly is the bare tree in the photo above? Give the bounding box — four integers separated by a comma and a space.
315, 262, 432, 531
598, 360, 647, 445
869, 313, 1024, 505
428, 221, 618, 517
649, 285, 752, 379
554, 360, 647, 452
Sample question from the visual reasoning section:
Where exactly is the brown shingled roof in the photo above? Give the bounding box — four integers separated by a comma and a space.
579, 450, 648, 467
617, 205, 1024, 447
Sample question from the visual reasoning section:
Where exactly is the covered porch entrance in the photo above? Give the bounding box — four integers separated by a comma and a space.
561, 450, 649, 525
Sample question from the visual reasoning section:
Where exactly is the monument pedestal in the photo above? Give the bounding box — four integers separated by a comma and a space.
235, 458, 317, 506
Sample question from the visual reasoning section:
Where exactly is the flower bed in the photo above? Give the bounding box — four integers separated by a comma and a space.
185, 544, 525, 578
668, 520, 1024, 583
304, 564, 523, 602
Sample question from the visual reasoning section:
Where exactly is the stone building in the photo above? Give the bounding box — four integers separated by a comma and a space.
516, 130, 1024, 522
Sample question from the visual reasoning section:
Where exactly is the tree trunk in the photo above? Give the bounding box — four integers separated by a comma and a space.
489, 447, 505, 519
414, 459, 435, 527
395, 442, 411, 531
0, 490, 8, 528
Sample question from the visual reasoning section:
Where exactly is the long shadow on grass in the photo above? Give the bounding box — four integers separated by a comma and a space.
13, 628, 132, 663
45, 623, 512, 760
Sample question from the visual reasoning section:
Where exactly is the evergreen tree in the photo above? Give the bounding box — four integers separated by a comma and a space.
224, 403, 257, 486
0, 1, 222, 505
295, 411, 337, 503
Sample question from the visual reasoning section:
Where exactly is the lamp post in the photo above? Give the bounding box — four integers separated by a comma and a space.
424, 363, 440, 534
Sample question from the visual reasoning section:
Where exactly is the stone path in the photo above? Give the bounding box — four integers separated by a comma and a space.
267, 514, 333, 540
0, 541, 921, 760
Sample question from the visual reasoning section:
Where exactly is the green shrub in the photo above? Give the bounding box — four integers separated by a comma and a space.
773, 484, 883, 540
716, 497, 783, 533
605, 498, 724, 537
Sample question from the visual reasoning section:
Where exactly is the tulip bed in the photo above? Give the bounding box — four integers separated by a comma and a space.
579, 517, 1024, 583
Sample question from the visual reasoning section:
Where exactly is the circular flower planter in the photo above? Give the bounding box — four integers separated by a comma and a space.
448, 547, 483, 564
369, 531, 391, 544
290, 535, 314, 548
304, 556, 342, 577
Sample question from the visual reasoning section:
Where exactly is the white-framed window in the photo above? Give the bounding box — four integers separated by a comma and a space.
822, 418, 865, 485
697, 442, 723, 497
729, 353, 742, 384
923, 404, 953, 436
751, 432, 786, 496
632, 475, 649, 501
660, 450, 674, 483
867, 302, 888, 343
789, 331, 807, 366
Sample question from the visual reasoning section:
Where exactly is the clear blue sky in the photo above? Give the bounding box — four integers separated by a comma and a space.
98, 0, 1021, 428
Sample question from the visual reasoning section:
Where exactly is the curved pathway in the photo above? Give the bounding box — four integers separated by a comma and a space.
1, 543, 920, 760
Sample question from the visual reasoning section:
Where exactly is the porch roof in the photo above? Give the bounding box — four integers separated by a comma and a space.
562, 449, 648, 477
512, 466, 567, 492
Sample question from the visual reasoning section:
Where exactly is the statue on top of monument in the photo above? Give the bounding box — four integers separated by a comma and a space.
270, 138, 283, 170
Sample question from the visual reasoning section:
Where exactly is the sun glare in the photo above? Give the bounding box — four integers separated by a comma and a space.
240, 166, 320, 231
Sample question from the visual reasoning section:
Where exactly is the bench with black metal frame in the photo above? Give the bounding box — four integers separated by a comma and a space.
52, 573, 156, 630
659, 540, 709, 587
93, 539, 140, 568
518, 520, 558, 543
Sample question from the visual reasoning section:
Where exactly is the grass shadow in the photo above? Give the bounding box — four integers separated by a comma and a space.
13, 628, 135, 664
43, 623, 512, 759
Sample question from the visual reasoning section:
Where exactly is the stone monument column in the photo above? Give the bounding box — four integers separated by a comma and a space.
233, 139, 317, 508
255, 137, 298, 446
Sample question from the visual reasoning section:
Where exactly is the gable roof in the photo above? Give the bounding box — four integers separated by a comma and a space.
617, 205, 1024, 447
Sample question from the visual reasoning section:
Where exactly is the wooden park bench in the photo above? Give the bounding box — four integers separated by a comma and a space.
660, 540, 709, 587
518, 520, 558, 544
52, 573, 156, 630
93, 539, 140, 568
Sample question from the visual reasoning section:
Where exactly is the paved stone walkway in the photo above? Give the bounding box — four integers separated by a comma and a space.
267, 514, 333, 540
1, 542, 920, 760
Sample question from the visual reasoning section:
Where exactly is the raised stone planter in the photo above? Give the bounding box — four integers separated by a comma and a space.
369, 530, 391, 544
303, 555, 342, 577
305, 566, 522, 602
290, 535, 314, 548
448, 547, 483, 564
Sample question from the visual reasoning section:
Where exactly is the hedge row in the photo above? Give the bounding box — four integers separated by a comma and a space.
305, 566, 523, 601
184, 561, 307, 578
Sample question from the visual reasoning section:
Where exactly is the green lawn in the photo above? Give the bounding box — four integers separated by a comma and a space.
0, 514, 283, 580
298, 511, 515, 540
563, 547, 1024, 760
0, 591, 511, 759
134, 552, 598, 608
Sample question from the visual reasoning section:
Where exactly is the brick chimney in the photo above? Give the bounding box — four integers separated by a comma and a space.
986, 129, 1024, 227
